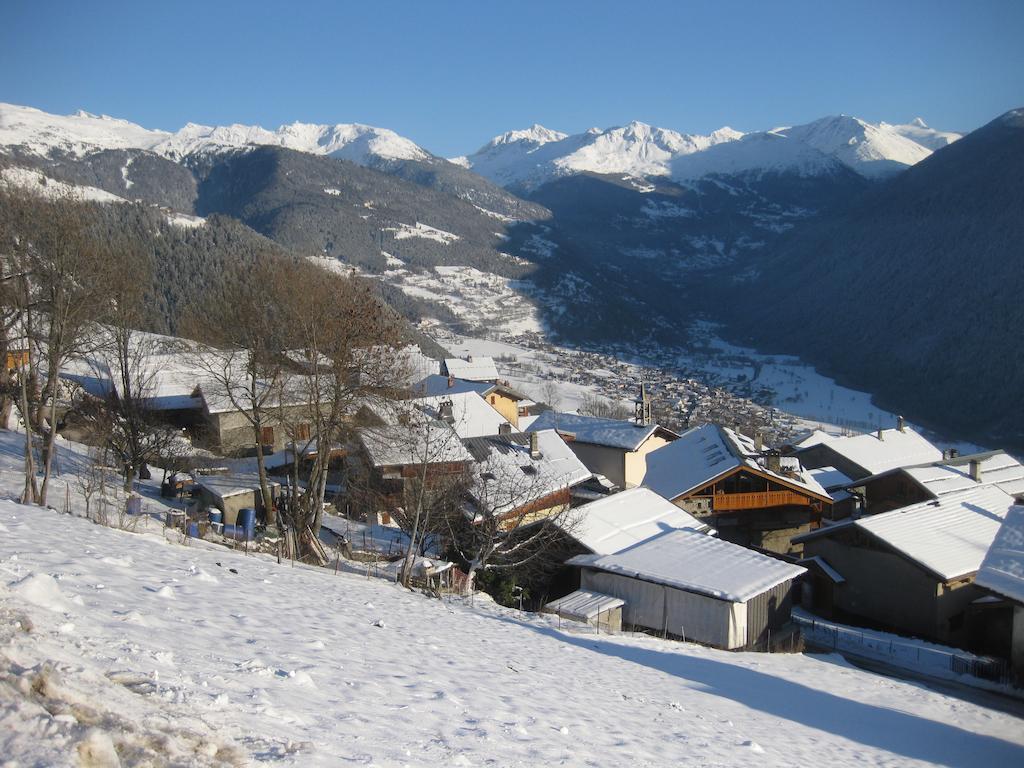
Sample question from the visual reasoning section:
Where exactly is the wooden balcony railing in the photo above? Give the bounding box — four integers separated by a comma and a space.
709, 490, 812, 511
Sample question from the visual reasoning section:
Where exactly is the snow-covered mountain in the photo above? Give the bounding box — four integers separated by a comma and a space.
462, 115, 961, 189
0, 102, 430, 164
457, 121, 744, 190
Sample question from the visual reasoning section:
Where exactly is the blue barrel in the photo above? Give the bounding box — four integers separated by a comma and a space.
188, 522, 199, 537
209, 510, 223, 526
237, 508, 256, 541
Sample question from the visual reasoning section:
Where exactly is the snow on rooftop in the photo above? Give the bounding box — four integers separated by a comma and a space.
797, 426, 943, 477
195, 474, 280, 500
975, 504, 1024, 604
854, 486, 1015, 581
571, 487, 711, 555
410, 391, 516, 439
411, 374, 492, 398
901, 451, 1024, 498
570, 529, 805, 603
525, 412, 664, 451
464, 430, 592, 517
544, 589, 625, 621
642, 424, 827, 502
442, 356, 499, 382
360, 420, 473, 468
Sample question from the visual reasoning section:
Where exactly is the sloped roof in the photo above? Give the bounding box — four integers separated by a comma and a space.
880, 451, 1024, 498
411, 374, 493, 398
568, 529, 805, 603
544, 590, 624, 621
195, 474, 280, 500
464, 430, 592, 518
443, 356, 499, 382
360, 420, 473, 468
525, 411, 672, 451
410, 391, 517, 439
796, 427, 943, 477
570, 487, 711, 555
799, 485, 1015, 581
976, 505, 1024, 604
641, 424, 828, 502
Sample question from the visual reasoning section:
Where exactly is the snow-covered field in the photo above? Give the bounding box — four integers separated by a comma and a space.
3, 498, 1023, 767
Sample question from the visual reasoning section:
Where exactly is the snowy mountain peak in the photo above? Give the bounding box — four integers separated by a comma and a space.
483, 124, 569, 150
0, 103, 431, 166
910, 117, 928, 128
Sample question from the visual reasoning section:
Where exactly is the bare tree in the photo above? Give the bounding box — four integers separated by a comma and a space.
445, 433, 582, 594
577, 393, 632, 420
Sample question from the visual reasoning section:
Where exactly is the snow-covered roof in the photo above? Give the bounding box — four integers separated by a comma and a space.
799, 486, 1015, 582
796, 427, 943, 477
411, 374, 493, 398
360, 421, 473, 468
568, 529, 805, 603
410, 391, 517, 439
544, 590, 625, 621
570, 487, 711, 555
443, 356, 499, 382
808, 467, 855, 503
195, 474, 280, 500
976, 505, 1024, 604
875, 451, 1024, 499
463, 430, 592, 518
641, 424, 828, 502
525, 412, 671, 451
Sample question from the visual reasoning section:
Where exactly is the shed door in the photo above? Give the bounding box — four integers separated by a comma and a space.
261, 426, 275, 445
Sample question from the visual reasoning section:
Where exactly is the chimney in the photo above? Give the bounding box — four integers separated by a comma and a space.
754, 432, 764, 453
498, 422, 512, 436
529, 431, 541, 459
897, 415, 905, 432
765, 450, 782, 474
447, 375, 455, 389
969, 459, 982, 483
877, 428, 884, 441
438, 400, 455, 424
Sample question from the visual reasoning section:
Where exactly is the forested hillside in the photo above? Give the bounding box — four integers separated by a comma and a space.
725, 109, 1024, 448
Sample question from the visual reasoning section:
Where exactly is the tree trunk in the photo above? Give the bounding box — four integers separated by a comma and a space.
254, 439, 276, 528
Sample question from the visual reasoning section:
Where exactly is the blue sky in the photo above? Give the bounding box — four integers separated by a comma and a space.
2, 0, 1022, 156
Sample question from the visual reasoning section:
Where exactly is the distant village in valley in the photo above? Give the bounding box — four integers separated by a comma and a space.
15, 325, 1022, 691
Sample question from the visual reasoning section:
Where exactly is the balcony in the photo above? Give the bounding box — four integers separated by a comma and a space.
709, 490, 812, 511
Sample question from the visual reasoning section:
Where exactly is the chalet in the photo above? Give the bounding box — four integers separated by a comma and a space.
567, 530, 805, 650
197, 380, 314, 456
525, 412, 678, 490
442, 355, 499, 383
794, 485, 1015, 648
194, 474, 281, 526
856, 450, 1024, 515
791, 419, 943, 482
462, 430, 592, 529
975, 504, 1024, 681
641, 424, 831, 555
413, 374, 532, 428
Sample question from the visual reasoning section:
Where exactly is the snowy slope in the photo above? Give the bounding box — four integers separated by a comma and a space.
3, 499, 1024, 767
777, 115, 936, 179
885, 117, 962, 151
0, 102, 430, 164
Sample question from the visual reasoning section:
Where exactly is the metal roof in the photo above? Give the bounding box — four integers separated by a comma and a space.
442, 356, 499, 382
975, 504, 1024, 604
568, 529, 805, 603
544, 590, 625, 621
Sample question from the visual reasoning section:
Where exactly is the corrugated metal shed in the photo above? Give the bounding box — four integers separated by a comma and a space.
568, 529, 805, 603
544, 590, 625, 621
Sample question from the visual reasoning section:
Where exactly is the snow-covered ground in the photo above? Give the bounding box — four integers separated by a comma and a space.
3, 497, 1024, 767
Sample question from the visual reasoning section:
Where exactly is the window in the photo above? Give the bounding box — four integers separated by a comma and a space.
295, 423, 310, 441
